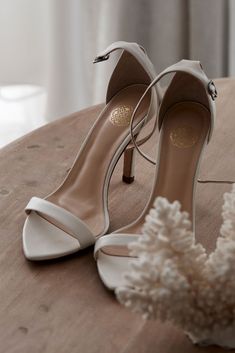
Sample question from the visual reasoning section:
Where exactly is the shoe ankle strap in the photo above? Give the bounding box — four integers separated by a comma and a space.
93, 41, 157, 83
130, 59, 217, 165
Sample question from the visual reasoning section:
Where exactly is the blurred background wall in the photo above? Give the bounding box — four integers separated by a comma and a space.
0, 0, 234, 143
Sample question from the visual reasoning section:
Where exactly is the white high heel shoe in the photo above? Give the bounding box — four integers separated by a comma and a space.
22, 41, 158, 260
94, 59, 216, 289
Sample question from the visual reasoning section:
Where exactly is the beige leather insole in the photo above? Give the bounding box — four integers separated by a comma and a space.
41, 84, 151, 237
104, 101, 211, 257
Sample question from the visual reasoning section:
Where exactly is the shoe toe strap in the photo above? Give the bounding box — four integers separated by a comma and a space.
94, 233, 138, 260
25, 197, 95, 249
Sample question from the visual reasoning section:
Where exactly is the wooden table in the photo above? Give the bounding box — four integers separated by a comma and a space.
0, 78, 234, 353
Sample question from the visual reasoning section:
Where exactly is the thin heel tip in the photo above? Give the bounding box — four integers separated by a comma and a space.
122, 175, 134, 184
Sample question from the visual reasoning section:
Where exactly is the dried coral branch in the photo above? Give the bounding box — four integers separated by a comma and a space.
116, 186, 235, 348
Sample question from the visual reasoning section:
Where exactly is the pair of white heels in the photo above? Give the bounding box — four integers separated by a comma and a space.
23, 41, 231, 348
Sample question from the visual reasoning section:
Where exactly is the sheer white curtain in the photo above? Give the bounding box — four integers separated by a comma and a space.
0, 0, 233, 122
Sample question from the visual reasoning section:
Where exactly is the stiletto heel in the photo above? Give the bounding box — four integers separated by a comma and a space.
22, 41, 158, 261
122, 144, 136, 184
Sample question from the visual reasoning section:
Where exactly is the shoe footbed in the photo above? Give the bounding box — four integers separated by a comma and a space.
40, 84, 151, 237
102, 101, 211, 257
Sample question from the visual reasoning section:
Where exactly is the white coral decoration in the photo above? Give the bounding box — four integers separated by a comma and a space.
116, 185, 235, 348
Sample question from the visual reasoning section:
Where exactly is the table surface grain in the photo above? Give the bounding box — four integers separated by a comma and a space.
0, 78, 234, 353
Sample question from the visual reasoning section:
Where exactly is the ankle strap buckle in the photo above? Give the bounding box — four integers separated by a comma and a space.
93, 54, 110, 64
208, 80, 217, 100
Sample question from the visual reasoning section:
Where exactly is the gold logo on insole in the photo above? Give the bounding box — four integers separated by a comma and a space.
110, 105, 133, 126
170, 126, 198, 148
